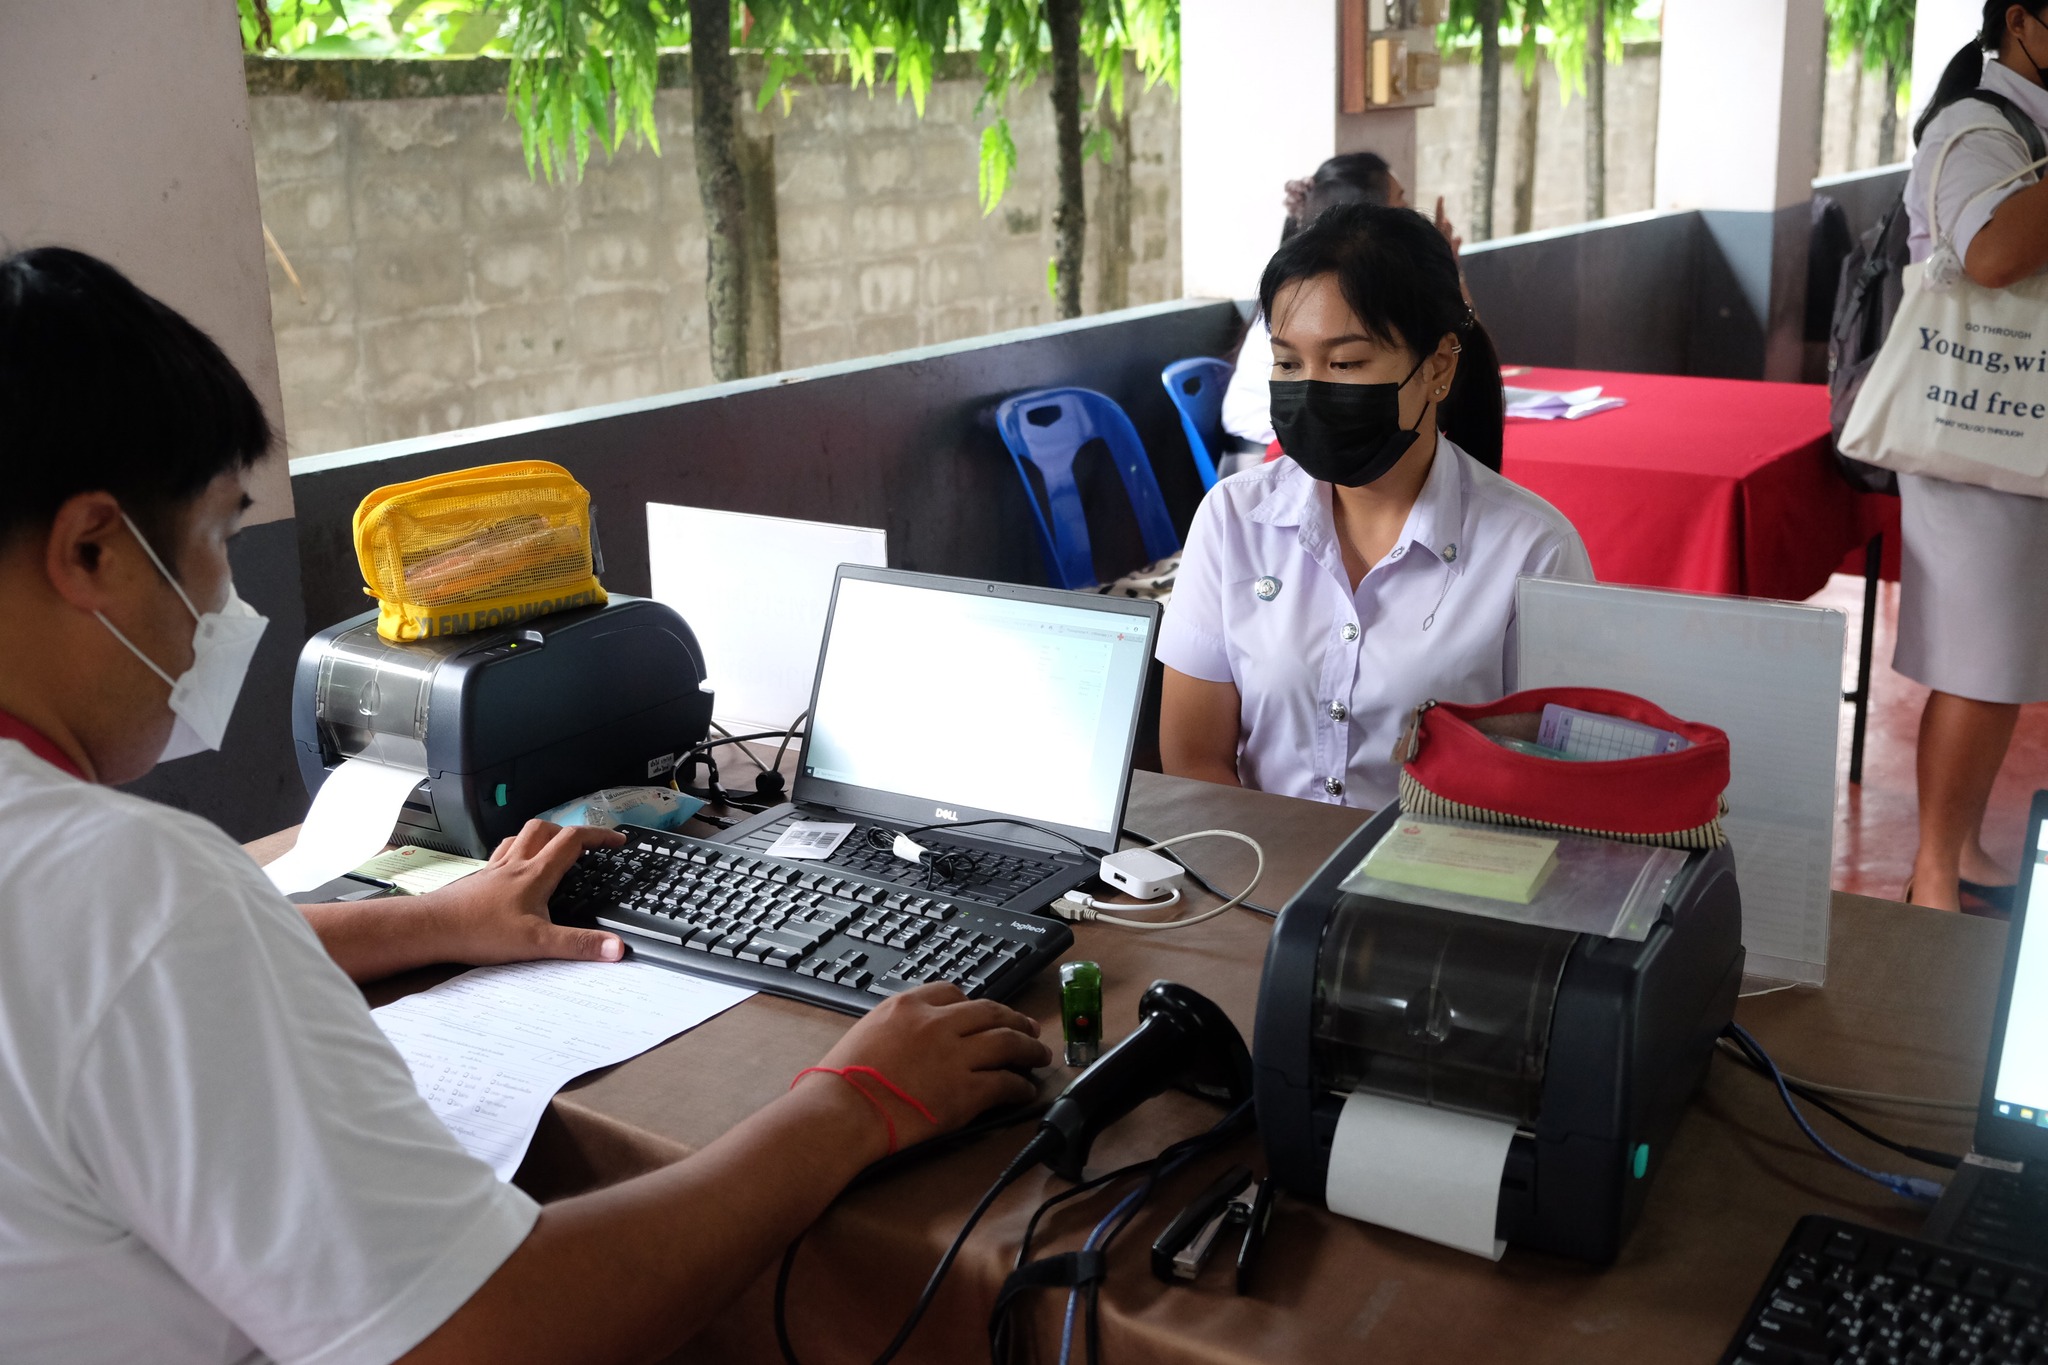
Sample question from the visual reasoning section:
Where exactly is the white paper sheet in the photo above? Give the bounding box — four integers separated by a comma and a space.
374, 959, 753, 1180
1514, 577, 1844, 984
263, 758, 426, 895
645, 503, 886, 734
1504, 385, 1627, 420
767, 820, 856, 860
1325, 1091, 1514, 1259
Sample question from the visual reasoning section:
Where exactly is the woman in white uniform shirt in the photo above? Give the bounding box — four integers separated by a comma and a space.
1897, 3, 2048, 912
1159, 204, 1592, 808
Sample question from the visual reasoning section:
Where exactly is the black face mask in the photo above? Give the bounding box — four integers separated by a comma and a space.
1269, 352, 1432, 488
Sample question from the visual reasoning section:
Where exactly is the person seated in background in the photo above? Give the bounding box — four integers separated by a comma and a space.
1221, 153, 1464, 456
0, 246, 1047, 1364
1158, 204, 1592, 810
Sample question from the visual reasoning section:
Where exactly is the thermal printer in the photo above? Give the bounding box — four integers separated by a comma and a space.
292, 595, 713, 859
1253, 804, 1742, 1263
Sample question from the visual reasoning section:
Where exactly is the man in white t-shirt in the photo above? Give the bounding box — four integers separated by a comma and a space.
0, 246, 1050, 1364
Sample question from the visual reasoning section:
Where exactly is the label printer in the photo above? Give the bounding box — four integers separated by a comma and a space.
292, 596, 712, 859
1253, 805, 1743, 1263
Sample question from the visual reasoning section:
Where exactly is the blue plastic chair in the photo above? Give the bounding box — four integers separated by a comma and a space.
993, 387, 1180, 591
1160, 356, 1235, 491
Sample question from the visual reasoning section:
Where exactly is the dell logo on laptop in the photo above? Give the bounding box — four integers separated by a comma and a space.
935, 807, 959, 821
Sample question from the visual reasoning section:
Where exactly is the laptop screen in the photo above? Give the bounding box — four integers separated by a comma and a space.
800, 572, 1155, 846
1990, 811, 2048, 1136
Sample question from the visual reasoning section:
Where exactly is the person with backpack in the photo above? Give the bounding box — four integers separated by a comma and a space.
1893, 2, 2048, 912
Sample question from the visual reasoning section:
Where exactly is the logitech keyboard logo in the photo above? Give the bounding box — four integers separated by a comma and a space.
1008, 920, 1048, 934
934, 807, 959, 821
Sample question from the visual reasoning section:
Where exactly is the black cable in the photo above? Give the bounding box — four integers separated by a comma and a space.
773, 709, 809, 773
711, 720, 773, 775
990, 1101, 1254, 1365
1120, 826, 1280, 918
777, 1124, 1056, 1365
1718, 1031, 1961, 1170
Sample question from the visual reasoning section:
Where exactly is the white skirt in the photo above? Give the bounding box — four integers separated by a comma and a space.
1894, 473, 2048, 704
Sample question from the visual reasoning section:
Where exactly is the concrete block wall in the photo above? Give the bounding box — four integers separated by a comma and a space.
251, 61, 1180, 458
1414, 44, 1905, 246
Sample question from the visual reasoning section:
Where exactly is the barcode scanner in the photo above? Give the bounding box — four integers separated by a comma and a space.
1033, 981, 1253, 1181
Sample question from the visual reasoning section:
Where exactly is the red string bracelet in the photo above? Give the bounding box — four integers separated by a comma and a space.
790, 1065, 937, 1155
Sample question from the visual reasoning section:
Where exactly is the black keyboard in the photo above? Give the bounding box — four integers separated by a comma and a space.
1953, 1169, 2048, 1267
727, 818, 1072, 906
549, 825, 1074, 1014
1719, 1215, 2048, 1365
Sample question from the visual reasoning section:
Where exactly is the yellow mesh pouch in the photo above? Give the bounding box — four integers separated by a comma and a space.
353, 460, 607, 642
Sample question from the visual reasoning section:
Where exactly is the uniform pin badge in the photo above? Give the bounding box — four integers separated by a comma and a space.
1254, 575, 1282, 601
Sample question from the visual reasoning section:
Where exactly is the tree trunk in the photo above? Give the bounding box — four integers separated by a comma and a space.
1047, 0, 1087, 320
1878, 57, 1900, 165
737, 130, 781, 377
1847, 51, 1864, 170
1584, 0, 1606, 221
1095, 70, 1133, 315
1471, 0, 1501, 242
690, 0, 748, 381
1512, 35, 1540, 236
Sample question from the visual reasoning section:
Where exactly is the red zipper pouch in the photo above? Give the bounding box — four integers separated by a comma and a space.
1395, 687, 1732, 849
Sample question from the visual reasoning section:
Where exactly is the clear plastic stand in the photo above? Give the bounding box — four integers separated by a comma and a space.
1513, 577, 1844, 985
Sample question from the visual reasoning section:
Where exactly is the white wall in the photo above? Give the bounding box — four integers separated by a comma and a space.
0, 0, 292, 524
1654, 0, 1825, 212
1911, 0, 1989, 129
1180, 0, 1340, 300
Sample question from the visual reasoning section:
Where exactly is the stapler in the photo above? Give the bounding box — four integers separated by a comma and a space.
1150, 1163, 1273, 1293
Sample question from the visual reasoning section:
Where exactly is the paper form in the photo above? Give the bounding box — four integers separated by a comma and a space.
373, 960, 754, 1180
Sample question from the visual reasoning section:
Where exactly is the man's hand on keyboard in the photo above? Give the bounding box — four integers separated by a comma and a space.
421, 819, 629, 967
806, 983, 1050, 1148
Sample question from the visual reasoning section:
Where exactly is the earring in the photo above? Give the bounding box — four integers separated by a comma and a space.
1435, 385, 1447, 396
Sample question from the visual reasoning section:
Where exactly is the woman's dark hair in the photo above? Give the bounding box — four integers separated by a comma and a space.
1281, 153, 1397, 242
0, 247, 270, 557
1257, 202, 1505, 472
1913, 1, 2048, 146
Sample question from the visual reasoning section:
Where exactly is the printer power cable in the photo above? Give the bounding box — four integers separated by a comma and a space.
1715, 1037, 1963, 1169
1722, 1023, 1949, 1200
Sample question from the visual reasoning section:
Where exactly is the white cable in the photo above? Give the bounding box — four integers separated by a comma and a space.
1058, 829, 1264, 931
1057, 887, 1182, 914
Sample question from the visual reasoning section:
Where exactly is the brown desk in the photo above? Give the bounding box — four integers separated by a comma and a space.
261, 772, 2000, 1364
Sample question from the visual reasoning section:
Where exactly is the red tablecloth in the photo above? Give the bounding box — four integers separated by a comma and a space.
1500, 366, 1897, 601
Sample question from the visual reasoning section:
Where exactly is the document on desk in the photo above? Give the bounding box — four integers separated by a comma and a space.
373, 960, 754, 1180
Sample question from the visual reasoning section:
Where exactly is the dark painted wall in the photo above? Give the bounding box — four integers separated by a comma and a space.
291, 299, 1244, 634
118, 517, 312, 842
1816, 165, 1910, 244
1460, 211, 1702, 375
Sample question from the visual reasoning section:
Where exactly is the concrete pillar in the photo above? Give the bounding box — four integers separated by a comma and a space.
1653, 0, 1826, 380
1910, 0, 1989, 134
1181, 0, 1420, 302
0, 0, 311, 838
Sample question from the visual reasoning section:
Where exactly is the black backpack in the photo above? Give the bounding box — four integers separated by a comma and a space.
1827, 90, 2047, 494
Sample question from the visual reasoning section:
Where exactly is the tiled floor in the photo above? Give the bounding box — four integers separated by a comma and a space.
1815, 573, 2048, 911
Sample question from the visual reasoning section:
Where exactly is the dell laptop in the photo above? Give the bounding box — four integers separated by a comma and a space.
719, 565, 1162, 914
1924, 789, 2048, 1267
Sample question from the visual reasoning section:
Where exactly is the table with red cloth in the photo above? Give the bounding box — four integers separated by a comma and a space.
1499, 366, 1898, 600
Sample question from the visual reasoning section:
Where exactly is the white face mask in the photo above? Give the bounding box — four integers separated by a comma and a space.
95, 511, 269, 762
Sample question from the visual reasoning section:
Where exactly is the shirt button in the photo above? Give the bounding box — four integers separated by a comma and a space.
1341, 623, 1360, 641
1324, 777, 1344, 797
1442, 543, 1459, 563
1328, 701, 1348, 722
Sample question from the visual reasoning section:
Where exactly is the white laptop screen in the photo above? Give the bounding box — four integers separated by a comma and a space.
801, 575, 1153, 841
1991, 821, 2048, 1127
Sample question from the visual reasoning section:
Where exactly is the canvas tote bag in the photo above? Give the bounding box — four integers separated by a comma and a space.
1840, 121, 2048, 497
